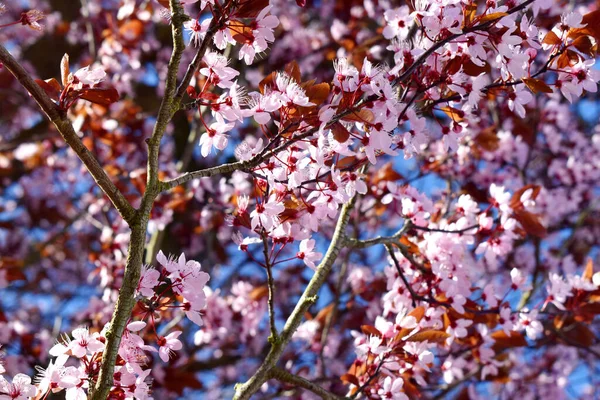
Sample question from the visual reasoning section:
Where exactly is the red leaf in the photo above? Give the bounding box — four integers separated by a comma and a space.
513, 209, 547, 238
522, 78, 553, 94
163, 369, 203, 394
543, 30, 562, 46
342, 109, 374, 123
284, 60, 302, 83
305, 82, 330, 106
372, 162, 403, 186
572, 34, 596, 57
491, 331, 527, 351
119, 19, 145, 42
296, 0, 306, 6
259, 71, 277, 94
249, 285, 269, 301
236, 0, 270, 18
560, 323, 595, 347
361, 325, 383, 338
463, 3, 477, 27
35, 78, 61, 101
440, 106, 465, 121
76, 87, 120, 106
583, 258, 594, 282
331, 122, 351, 143
406, 330, 449, 343
341, 373, 360, 387
474, 126, 500, 152
477, 12, 508, 24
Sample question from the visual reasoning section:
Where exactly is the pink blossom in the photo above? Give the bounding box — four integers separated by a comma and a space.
157, 331, 183, 362
250, 195, 285, 230
73, 66, 106, 87
507, 86, 533, 118
517, 309, 543, 339
510, 268, 531, 291
382, 7, 411, 40
184, 18, 211, 47
446, 319, 472, 345
137, 265, 160, 297
377, 376, 408, 400
0, 374, 36, 400
199, 113, 234, 157
200, 52, 240, 89
238, 6, 279, 64
68, 327, 105, 358
296, 239, 323, 269
547, 273, 573, 310
561, 11, 585, 29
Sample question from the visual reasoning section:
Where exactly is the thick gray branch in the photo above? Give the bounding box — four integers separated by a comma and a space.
91, 1, 199, 398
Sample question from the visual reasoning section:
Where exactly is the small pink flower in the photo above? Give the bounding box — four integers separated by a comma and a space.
157, 331, 183, 362
73, 66, 106, 87
250, 195, 285, 231
510, 268, 531, 291
199, 113, 234, 157
138, 265, 160, 297
296, 239, 323, 269
507, 86, 533, 119
377, 376, 408, 400
69, 327, 105, 358
19, 10, 45, 31
0, 373, 37, 400
184, 18, 210, 47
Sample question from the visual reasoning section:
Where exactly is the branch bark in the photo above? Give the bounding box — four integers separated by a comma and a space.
345, 220, 411, 249
91, 1, 215, 397
90, 221, 148, 400
146, 1, 190, 189
269, 367, 346, 400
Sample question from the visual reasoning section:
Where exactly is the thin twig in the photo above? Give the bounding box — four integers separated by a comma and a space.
269, 367, 346, 400
385, 243, 418, 308
345, 220, 412, 249
350, 357, 386, 399
262, 231, 279, 341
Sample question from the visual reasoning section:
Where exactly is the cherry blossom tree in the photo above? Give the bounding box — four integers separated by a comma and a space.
1, 0, 599, 399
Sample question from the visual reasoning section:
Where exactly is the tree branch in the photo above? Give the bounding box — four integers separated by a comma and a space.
174, 17, 219, 102
233, 195, 357, 400
262, 231, 279, 342
345, 220, 412, 249
90, 222, 148, 400
0, 45, 135, 223
269, 367, 346, 400
146, 1, 190, 189
385, 243, 419, 308
91, 1, 201, 398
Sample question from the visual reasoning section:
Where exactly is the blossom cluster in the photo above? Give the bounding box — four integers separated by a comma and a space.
1, 0, 600, 399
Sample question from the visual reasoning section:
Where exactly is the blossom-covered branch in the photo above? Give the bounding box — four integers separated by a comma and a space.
0, 45, 135, 222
